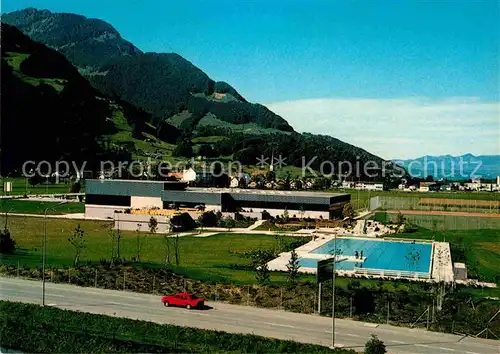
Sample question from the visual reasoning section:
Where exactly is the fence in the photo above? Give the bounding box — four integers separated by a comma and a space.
377, 211, 500, 230
369, 196, 500, 214
353, 267, 431, 280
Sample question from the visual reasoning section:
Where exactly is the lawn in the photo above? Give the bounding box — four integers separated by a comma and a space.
0, 200, 84, 215
375, 211, 500, 230
0, 216, 307, 283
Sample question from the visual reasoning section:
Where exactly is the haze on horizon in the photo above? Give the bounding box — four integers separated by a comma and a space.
3, 0, 499, 160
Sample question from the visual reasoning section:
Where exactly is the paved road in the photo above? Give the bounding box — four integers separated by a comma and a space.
0, 278, 498, 354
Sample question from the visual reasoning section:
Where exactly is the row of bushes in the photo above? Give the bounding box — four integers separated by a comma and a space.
0, 301, 354, 353
1, 264, 498, 337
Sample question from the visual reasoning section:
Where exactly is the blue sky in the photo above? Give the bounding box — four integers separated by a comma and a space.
3, 0, 499, 159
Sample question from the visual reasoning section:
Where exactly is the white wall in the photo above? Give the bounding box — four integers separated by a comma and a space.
240, 207, 329, 220
114, 213, 172, 233
130, 196, 163, 209
182, 168, 196, 182
204, 204, 222, 212
85, 205, 129, 219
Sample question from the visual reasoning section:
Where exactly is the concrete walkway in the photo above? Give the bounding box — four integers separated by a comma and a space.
247, 219, 265, 230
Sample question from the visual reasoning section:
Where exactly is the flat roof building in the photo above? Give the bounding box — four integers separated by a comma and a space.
85, 179, 351, 220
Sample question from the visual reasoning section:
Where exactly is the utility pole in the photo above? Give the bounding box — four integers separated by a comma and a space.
317, 283, 322, 314
42, 201, 67, 306
331, 234, 337, 348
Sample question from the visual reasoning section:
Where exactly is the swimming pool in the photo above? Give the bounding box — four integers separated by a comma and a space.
298, 238, 432, 273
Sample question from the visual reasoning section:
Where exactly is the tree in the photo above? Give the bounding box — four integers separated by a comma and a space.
225, 216, 236, 231
198, 211, 218, 227
343, 203, 355, 221
198, 144, 214, 158
174, 233, 181, 266
0, 226, 15, 254
172, 140, 194, 157
282, 208, 289, 223
68, 224, 86, 266
256, 262, 270, 285
396, 211, 405, 232
148, 216, 158, 234
364, 334, 386, 354
108, 223, 117, 262
163, 233, 172, 266
286, 249, 300, 285
431, 219, 438, 240
299, 205, 305, 219
116, 218, 122, 260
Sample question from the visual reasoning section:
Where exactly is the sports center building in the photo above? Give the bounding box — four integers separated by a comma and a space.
85, 179, 351, 219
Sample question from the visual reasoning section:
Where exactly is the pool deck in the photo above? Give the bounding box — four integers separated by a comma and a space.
267, 233, 455, 283
431, 242, 454, 282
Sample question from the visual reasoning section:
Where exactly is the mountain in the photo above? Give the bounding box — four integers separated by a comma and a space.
3, 8, 293, 133
0, 23, 178, 175
2, 7, 142, 71
393, 154, 500, 180
3, 8, 393, 180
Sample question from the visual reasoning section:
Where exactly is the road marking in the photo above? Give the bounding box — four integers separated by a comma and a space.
390, 340, 405, 344
414, 344, 430, 348
344, 333, 361, 338
47, 303, 57, 306
465, 352, 480, 354
438, 348, 455, 352
264, 322, 295, 328
363, 323, 379, 328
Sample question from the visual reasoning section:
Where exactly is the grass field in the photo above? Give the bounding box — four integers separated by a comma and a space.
0, 200, 84, 215
0, 216, 311, 283
375, 211, 500, 230
1, 177, 73, 195
342, 189, 499, 210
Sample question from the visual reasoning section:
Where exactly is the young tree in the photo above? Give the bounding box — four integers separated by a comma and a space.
162, 234, 172, 266
282, 208, 289, 223
68, 224, 86, 266
108, 223, 117, 261
225, 216, 236, 231
396, 211, 405, 232
286, 249, 300, 285
174, 233, 181, 266
148, 216, 158, 234
364, 334, 386, 354
116, 219, 122, 260
299, 205, 305, 219
431, 219, 438, 240
256, 262, 270, 285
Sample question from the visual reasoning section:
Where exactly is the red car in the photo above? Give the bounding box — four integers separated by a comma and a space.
161, 292, 205, 309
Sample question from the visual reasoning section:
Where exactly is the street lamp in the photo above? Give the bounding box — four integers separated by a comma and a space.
42, 200, 68, 306
331, 233, 342, 349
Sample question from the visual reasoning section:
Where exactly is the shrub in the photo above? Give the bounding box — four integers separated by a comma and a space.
70, 182, 81, 193
364, 335, 386, 354
0, 227, 16, 253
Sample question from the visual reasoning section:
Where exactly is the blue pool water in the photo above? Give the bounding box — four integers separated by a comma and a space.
298, 238, 432, 273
